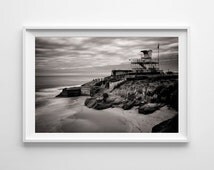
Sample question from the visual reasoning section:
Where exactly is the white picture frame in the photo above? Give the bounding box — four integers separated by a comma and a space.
23, 26, 189, 143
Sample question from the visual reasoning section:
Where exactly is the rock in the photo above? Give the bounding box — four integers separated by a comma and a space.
153, 81, 178, 110
169, 89, 178, 110
85, 98, 97, 108
56, 87, 81, 97
154, 85, 165, 95
94, 102, 112, 110
122, 101, 135, 110
152, 114, 178, 133
150, 97, 157, 103
133, 99, 141, 106
138, 103, 160, 114
127, 93, 136, 101
112, 97, 123, 105
85, 97, 113, 110
103, 93, 109, 102
90, 86, 101, 96
106, 96, 116, 103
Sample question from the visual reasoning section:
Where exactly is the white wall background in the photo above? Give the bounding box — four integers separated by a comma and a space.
0, 0, 214, 169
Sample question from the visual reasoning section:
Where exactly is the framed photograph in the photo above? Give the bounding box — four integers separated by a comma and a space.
23, 26, 189, 142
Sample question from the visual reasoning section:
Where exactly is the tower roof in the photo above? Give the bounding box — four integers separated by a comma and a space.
140, 49, 152, 54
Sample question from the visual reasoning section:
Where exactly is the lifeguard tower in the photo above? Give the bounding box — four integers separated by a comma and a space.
130, 45, 161, 74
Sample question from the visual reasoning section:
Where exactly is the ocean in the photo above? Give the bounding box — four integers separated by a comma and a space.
35, 74, 107, 114
36, 74, 108, 91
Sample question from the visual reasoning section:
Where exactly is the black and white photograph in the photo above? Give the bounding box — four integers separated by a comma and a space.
35, 37, 179, 133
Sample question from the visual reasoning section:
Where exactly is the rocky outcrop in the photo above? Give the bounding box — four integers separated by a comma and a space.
138, 103, 161, 114
110, 79, 178, 111
59, 78, 178, 114
56, 87, 81, 97
152, 114, 178, 133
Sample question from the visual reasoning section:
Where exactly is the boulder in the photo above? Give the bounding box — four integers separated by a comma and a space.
133, 99, 141, 106
122, 101, 135, 110
152, 114, 178, 133
138, 103, 160, 114
106, 96, 117, 103
109, 97, 123, 105
84, 98, 97, 108
103, 93, 109, 102
94, 102, 112, 110
85, 97, 113, 110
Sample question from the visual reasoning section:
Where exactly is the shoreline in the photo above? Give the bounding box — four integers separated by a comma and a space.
36, 95, 177, 133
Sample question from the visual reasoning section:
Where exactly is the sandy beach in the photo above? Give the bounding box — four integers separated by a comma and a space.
36, 95, 177, 133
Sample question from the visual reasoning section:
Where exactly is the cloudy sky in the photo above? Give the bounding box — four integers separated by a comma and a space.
36, 37, 178, 76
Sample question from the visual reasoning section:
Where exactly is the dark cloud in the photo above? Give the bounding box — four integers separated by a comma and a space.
36, 37, 178, 75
